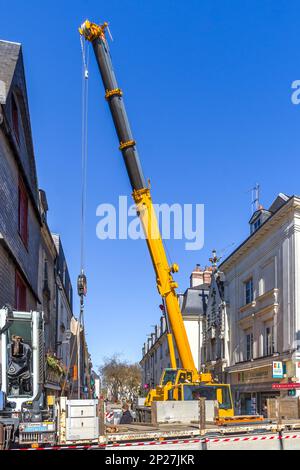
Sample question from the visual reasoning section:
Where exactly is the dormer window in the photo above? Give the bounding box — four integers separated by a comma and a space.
253, 217, 261, 231
11, 94, 20, 143
249, 207, 272, 235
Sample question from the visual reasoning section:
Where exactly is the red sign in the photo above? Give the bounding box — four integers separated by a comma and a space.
272, 383, 300, 390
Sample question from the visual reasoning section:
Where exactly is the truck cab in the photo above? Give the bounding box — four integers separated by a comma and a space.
170, 383, 234, 417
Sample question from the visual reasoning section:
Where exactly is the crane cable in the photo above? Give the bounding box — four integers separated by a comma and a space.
79, 35, 89, 276
61, 38, 90, 398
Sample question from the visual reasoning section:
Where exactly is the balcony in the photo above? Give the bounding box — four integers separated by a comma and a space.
239, 288, 279, 326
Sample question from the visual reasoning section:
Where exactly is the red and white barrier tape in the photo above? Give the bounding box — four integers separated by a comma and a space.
10, 433, 300, 450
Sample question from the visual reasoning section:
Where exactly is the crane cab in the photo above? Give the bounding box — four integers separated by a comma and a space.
170, 383, 234, 418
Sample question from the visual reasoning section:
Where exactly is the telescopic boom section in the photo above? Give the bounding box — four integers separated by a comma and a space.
79, 20, 197, 375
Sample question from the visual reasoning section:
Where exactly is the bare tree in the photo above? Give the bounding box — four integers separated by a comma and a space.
99, 354, 142, 402
125, 363, 142, 401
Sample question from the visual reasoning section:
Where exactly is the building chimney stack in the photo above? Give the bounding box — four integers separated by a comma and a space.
190, 264, 212, 288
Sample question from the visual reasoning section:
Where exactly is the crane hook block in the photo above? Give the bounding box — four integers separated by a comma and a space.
77, 273, 87, 297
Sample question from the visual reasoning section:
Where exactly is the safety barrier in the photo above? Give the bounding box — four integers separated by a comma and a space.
9, 433, 300, 450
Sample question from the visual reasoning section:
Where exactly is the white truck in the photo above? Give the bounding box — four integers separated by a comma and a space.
0, 307, 100, 449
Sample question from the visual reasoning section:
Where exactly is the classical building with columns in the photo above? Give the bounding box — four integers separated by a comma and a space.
219, 193, 300, 415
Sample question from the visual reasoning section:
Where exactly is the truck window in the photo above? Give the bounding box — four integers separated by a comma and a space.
218, 386, 232, 410
183, 386, 217, 401
162, 370, 177, 386
183, 385, 232, 410
186, 372, 192, 382
178, 372, 186, 383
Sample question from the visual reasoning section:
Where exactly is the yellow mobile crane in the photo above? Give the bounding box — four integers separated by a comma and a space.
79, 20, 234, 418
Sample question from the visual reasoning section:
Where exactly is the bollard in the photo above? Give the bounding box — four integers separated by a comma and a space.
0, 423, 4, 450
199, 397, 207, 450
98, 397, 105, 437
275, 399, 284, 450
278, 429, 284, 450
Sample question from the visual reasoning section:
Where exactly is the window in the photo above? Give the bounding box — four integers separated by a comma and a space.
253, 218, 261, 232
11, 94, 20, 143
15, 271, 27, 311
246, 332, 253, 360
259, 277, 265, 296
18, 176, 28, 247
265, 326, 274, 356
183, 385, 232, 410
245, 278, 254, 305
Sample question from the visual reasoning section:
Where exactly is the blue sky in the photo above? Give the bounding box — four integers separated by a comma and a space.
1, 0, 300, 367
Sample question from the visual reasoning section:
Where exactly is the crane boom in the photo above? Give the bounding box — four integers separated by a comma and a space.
79, 20, 197, 376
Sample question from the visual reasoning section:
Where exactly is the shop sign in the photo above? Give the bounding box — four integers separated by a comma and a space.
272, 383, 300, 390
272, 361, 283, 379
235, 366, 271, 384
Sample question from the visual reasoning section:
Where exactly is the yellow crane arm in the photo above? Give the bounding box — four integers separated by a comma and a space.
79, 20, 197, 376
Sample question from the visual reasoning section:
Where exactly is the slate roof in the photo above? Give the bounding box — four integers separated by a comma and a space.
179, 286, 209, 316
220, 193, 292, 270
0, 40, 21, 104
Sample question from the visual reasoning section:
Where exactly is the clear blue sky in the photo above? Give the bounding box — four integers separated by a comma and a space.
1, 0, 300, 367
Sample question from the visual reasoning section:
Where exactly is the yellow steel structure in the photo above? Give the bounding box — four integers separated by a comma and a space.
132, 187, 197, 376
79, 19, 234, 416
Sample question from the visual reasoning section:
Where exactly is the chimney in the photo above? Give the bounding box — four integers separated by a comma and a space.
190, 264, 204, 287
190, 264, 212, 288
203, 266, 213, 285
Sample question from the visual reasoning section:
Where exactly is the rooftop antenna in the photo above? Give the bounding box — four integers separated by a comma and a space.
251, 183, 260, 214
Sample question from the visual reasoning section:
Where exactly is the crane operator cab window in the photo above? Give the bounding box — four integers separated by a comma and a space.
183, 385, 232, 410
178, 372, 186, 383
161, 369, 178, 386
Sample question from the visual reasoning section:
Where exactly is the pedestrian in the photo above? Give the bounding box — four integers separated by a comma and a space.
119, 403, 133, 424
262, 403, 268, 418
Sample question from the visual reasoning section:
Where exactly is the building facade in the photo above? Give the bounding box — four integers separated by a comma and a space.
140, 265, 211, 389
0, 40, 87, 399
218, 194, 300, 415
51, 234, 73, 373
0, 41, 42, 383
204, 264, 229, 383
0, 40, 41, 315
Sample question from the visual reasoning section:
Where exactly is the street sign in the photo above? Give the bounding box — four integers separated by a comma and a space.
272, 383, 300, 390
272, 361, 283, 379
